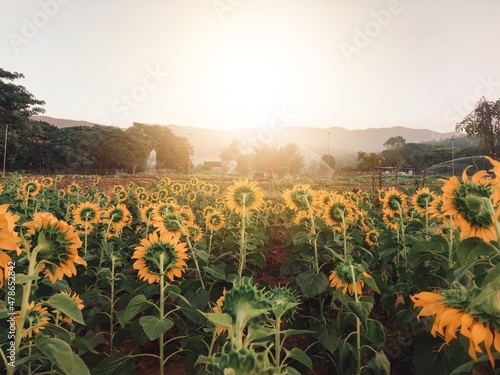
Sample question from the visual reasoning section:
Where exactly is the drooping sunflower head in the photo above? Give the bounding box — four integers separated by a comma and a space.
365, 229, 379, 246
0, 204, 21, 253
283, 183, 316, 212
113, 185, 124, 194
170, 182, 183, 194
103, 203, 132, 232
53, 290, 85, 323
140, 205, 155, 224
23, 212, 86, 283
322, 195, 356, 229
152, 212, 185, 235
132, 230, 189, 283
293, 210, 310, 228
441, 168, 497, 241
186, 191, 197, 203
20, 179, 41, 198
411, 187, 437, 216
154, 202, 179, 218
205, 210, 226, 232
382, 188, 408, 217
72, 202, 101, 230
115, 190, 128, 202
225, 179, 264, 215
40, 177, 54, 188
17, 301, 51, 338
329, 260, 371, 296
158, 177, 171, 189
67, 182, 80, 196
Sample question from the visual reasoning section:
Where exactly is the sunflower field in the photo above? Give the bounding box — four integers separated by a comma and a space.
0, 160, 499, 375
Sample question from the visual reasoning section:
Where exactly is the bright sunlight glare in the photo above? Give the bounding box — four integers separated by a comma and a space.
199, 31, 298, 130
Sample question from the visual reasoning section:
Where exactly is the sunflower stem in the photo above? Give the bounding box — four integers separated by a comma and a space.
349, 264, 362, 375
159, 252, 166, 375
109, 255, 116, 352
305, 199, 319, 273
448, 215, 454, 273
182, 230, 205, 290
12, 243, 40, 375
238, 197, 247, 279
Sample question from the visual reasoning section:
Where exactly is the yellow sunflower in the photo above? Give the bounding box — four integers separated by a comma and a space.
440, 168, 498, 242
0, 204, 21, 253
40, 177, 54, 188
293, 210, 310, 227
186, 223, 204, 243
66, 182, 80, 196
103, 203, 132, 233
411, 291, 500, 367
212, 290, 227, 335
140, 205, 155, 224
23, 212, 86, 283
158, 177, 171, 189
382, 188, 408, 218
322, 194, 356, 231
152, 212, 186, 236
365, 229, 379, 246
72, 202, 101, 234
329, 261, 371, 296
225, 179, 264, 215
283, 183, 316, 212
53, 290, 85, 323
132, 230, 189, 283
17, 301, 51, 338
19, 179, 41, 198
170, 182, 184, 194
411, 187, 437, 216
205, 210, 226, 232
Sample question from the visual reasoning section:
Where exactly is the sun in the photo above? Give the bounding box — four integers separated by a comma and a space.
199, 31, 297, 129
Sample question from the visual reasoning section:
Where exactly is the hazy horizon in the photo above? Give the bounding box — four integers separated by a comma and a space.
3, 1, 500, 133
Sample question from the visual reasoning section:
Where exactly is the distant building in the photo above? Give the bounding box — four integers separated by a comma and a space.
203, 161, 222, 172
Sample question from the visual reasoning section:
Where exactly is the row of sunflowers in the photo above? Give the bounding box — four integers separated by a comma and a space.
0, 158, 499, 374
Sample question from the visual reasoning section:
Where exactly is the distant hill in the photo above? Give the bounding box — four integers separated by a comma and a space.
32, 115, 461, 165
32, 115, 98, 128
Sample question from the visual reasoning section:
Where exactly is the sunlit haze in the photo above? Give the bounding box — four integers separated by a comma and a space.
2, 0, 500, 132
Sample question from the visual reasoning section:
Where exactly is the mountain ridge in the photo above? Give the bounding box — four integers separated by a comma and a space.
32, 116, 460, 164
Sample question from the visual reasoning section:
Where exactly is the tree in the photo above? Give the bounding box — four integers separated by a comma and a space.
456, 97, 500, 158
357, 151, 383, 192
127, 123, 190, 172
383, 136, 406, 150
0, 68, 45, 175
219, 139, 242, 173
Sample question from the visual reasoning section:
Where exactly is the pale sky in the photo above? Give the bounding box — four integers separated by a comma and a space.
1, 0, 500, 133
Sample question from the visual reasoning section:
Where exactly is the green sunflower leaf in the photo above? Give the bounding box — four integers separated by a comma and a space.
347, 299, 373, 330
93, 352, 135, 375
139, 316, 174, 340
46, 294, 85, 325
457, 237, 497, 267
295, 271, 329, 297
35, 335, 75, 375
203, 312, 232, 328
123, 294, 150, 324
285, 347, 312, 369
